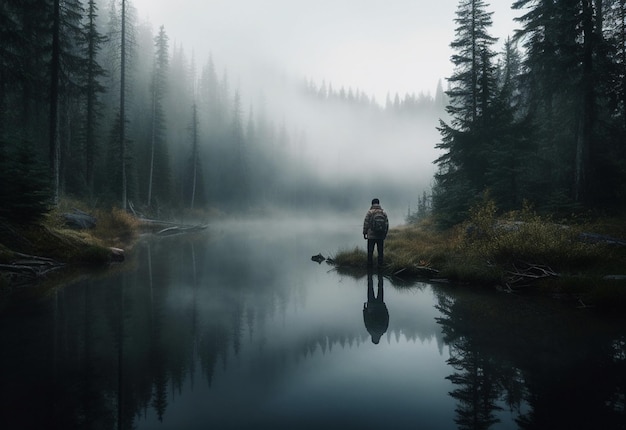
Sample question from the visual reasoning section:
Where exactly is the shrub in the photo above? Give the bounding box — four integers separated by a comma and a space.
92, 207, 139, 247
461, 198, 607, 273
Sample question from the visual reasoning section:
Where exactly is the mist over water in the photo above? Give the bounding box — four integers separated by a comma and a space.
125, 0, 521, 217
3, 220, 625, 429
236, 71, 443, 216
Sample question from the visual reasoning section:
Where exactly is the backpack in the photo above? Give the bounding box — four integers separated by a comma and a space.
371, 211, 387, 233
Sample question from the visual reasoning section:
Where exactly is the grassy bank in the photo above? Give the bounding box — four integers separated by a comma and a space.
332, 202, 626, 310
0, 200, 141, 289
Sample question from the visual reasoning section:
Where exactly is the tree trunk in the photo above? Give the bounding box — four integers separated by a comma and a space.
574, 0, 595, 204
49, 0, 60, 205
120, 0, 127, 210
148, 87, 156, 206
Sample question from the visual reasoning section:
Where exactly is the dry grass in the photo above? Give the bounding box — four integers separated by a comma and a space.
0, 198, 141, 266
51, 198, 139, 249
459, 201, 618, 274
332, 199, 626, 295
331, 246, 368, 267
332, 218, 462, 277
91, 207, 139, 248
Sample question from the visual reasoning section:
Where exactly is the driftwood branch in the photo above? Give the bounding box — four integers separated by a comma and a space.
505, 261, 559, 289
136, 216, 208, 236
0, 253, 65, 285
155, 225, 208, 236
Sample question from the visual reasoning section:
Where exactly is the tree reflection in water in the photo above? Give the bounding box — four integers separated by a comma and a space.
2, 230, 626, 429
434, 286, 626, 430
435, 293, 522, 429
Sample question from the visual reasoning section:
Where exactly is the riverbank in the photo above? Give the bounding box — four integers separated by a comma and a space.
331, 204, 626, 311
0, 201, 140, 289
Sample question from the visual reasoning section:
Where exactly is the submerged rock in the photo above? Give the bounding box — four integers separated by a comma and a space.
311, 253, 325, 264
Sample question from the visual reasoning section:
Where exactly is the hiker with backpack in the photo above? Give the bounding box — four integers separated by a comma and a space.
362, 198, 389, 266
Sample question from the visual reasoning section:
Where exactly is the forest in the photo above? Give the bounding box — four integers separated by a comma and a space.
1, 0, 625, 226
0, 0, 445, 223
434, 0, 626, 226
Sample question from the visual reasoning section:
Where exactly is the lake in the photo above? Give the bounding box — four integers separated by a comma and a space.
1, 218, 625, 430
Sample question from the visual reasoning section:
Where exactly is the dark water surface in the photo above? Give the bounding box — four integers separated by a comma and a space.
1, 219, 625, 430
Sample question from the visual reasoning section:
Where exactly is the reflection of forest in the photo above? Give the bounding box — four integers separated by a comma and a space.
434, 287, 626, 430
1, 234, 625, 429
0, 235, 440, 429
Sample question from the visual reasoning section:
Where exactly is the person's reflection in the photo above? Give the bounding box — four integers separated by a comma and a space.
363, 268, 389, 344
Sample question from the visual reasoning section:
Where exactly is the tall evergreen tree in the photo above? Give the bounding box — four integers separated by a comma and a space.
16, 0, 50, 145
147, 25, 170, 207
0, 0, 24, 140
120, 0, 128, 209
230, 90, 248, 207
513, 0, 616, 208
82, 0, 107, 198
187, 102, 204, 209
605, 0, 626, 127
484, 39, 529, 210
49, 0, 61, 204
433, 0, 498, 226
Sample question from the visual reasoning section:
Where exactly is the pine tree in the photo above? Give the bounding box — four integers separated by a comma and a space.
82, 0, 107, 198
447, 0, 498, 128
0, 0, 24, 140
230, 90, 248, 207
120, 0, 127, 208
15, 0, 50, 145
147, 25, 170, 207
187, 103, 205, 209
433, 0, 498, 225
49, 0, 61, 204
513, 0, 618, 209
0, 140, 51, 223
484, 39, 529, 210
605, 0, 626, 127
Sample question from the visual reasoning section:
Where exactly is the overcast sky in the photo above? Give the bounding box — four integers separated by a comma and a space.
131, 0, 521, 103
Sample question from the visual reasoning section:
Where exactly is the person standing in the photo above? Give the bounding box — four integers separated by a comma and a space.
362, 198, 389, 266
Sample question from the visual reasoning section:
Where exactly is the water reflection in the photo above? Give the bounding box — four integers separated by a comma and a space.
434, 286, 626, 429
436, 292, 519, 429
1, 222, 626, 429
363, 268, 389, 344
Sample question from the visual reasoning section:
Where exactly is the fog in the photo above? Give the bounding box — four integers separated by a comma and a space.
132, 0, 518, 100
127, 0, 519, 216
242, 71, 444, 215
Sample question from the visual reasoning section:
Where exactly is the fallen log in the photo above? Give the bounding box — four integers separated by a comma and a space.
578, 232, 626, 247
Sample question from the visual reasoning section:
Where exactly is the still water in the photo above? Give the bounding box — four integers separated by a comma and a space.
1, 218, 626, 430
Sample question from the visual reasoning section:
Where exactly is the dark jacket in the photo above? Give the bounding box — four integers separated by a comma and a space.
363, 204, 389, 240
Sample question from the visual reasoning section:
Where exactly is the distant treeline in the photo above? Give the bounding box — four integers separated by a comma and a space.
433, 0, 626, 226
301, 78, 448, 116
